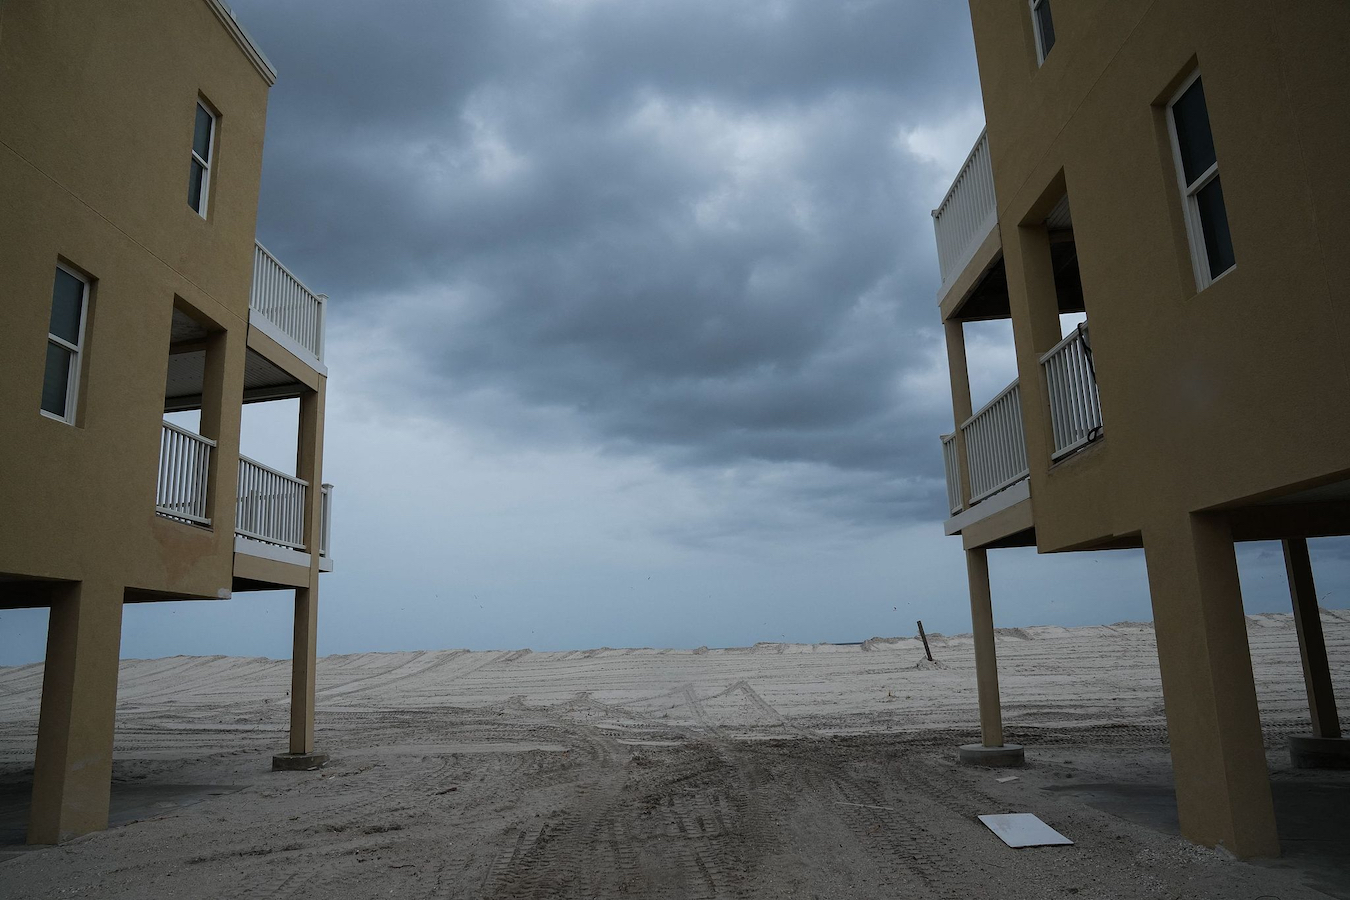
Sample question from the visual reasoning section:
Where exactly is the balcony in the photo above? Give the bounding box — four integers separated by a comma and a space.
963, 379, 1030, 503
236, 455, 307, 550
155, 422, 214, 525
1041, 324, 1103, 460
932, 129, 997, 297
250, 240, 326, 368
155, 421, 334, 567
940, 325, 1103, 529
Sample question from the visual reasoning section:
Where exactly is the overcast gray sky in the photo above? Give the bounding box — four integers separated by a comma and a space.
2, 0, 1347, 665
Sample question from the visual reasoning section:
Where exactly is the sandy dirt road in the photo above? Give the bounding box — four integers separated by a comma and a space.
0, 612, 1347, 899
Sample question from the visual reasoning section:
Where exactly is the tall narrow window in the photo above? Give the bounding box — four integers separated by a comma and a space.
1030, 0, 1055, 64
41, 265, 90, 423
188, 100, 215, 216
1167, 72, 1235, 289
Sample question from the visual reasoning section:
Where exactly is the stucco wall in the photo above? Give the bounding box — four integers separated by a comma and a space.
0, 0, 271, 600
966, 0, 1350, 551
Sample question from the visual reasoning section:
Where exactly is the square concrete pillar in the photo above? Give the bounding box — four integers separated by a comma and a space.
288, 584, 318, 754
944, 319, 974, 508
281, 381, 326, 764
28, 581, 124, 844
1283, 538, 1341, 739
1143, 514, 1279, 858
958, 549, 1023, 767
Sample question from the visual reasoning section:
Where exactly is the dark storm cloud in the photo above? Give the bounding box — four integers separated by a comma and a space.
230, 0, 982, 529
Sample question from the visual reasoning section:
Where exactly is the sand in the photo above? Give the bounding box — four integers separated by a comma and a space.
0, 611, 1348, 898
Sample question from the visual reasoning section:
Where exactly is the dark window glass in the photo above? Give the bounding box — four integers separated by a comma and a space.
189, 159, 205, 212
1035, 1, 1056, 57
1196, 175, 1235, 277
49, 269, 84, 344
193, 103, 213, 159
42, 343, 72, 416
1172, 77, 1216, 186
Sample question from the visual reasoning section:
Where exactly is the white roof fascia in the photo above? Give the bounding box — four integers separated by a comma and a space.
204, 0, 278, 87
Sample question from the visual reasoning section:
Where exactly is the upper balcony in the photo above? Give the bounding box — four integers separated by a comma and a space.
932, 129, 999, 302
249, 240, 327, 372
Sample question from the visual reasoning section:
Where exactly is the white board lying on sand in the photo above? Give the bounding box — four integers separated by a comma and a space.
977, 813, 1074, 848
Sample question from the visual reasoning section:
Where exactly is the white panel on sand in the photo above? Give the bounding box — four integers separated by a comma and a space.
977, 813, 1074, 848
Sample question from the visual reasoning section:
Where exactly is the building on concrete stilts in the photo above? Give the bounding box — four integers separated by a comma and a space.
0, 0, 335, 843
932, 0, 1350, 859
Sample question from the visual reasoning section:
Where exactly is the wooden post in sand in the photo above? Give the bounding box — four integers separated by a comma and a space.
917, 621, 933, 661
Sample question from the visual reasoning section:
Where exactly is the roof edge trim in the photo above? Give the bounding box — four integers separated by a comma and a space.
204, 0, 278, 87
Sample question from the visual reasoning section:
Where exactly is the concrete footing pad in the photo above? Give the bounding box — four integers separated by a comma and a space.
1290, 735, 1350, 769
272, 752, 328, 772
958, 743, 1025, 767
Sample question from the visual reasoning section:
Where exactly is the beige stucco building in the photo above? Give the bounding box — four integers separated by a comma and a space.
935, 0, 1349, 858
0, 0, 334, 843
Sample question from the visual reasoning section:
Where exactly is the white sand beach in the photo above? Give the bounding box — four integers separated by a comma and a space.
1, 611, 1348, 898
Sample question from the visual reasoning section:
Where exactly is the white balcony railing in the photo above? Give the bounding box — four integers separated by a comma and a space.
1041, 324, 1103, 460
932, 129, 997, 288
236, 455, 308, 551
251, 240, 326, 362
960, 379, 1029, 504
940, 432, 962, 515
156, 421, 215, 525
319, 483, 333, 558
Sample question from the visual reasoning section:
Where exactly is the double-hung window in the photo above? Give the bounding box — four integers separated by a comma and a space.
188, 100, 216, 216
1030, 0, 1055, 64
1167, 72, 1236, 289
41, 265, 90, 423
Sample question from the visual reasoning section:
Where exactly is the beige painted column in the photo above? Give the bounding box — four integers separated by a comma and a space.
1283, 538, 1341, 738
289, 583, 318, 754
944, 319, 973, 508
289, 379, 326, 755
1144, 514, 1278, 858
1004, 224, 1063, 469
198, 325, 245, 536
966, 548, 1004, 748
28, 581, 124, 844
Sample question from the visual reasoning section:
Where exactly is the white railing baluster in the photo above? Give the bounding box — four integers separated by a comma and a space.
940, 433, 962, 515
1040, 324, 1103, 460
319, 484, 334, 558
932, 130, 998, 290
235, 455, 309, 551
156, 421, 215, 526
959, 378, 1030, 504
249, 240, 326, 362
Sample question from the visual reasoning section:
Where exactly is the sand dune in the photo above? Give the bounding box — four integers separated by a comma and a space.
0, 612, 1347, 898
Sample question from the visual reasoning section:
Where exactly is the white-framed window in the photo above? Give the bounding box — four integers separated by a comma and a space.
40, 264, 90, 424
188, 100, 216, 217
1030, 0, 1056, 65
1166, 71, 1236, 290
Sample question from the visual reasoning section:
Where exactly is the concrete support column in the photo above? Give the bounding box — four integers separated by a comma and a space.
967, 548, 1003, 748
288, 583, 318, 755
1005, 223, 1065, 469
1283, 538, 1349, 769
1284, 538, 1341, 738
959, 549, 1023, 766
944, 319, 974, 507
296, 383, 325, 561
28, 582, 124, 844
276, 380, 327, 770
1143, 514, 1278, 858
198, 327, 230, 524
